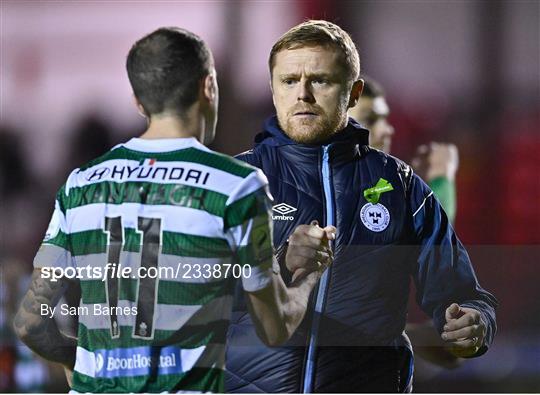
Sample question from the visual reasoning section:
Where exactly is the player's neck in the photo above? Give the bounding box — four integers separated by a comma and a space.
139, 110, 203, 141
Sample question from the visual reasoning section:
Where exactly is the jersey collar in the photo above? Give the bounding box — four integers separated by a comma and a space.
120, 137, 204, 153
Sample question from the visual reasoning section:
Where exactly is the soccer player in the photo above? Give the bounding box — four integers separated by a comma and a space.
225, 20, 497, 392
13, 27, 333, 393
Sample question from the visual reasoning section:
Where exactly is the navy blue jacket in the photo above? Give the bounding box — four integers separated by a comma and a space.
225, 116, 497, 393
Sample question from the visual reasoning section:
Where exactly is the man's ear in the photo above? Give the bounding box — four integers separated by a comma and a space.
348, 79, 364, 109
132, 95, 147, 118
203, 72, 217, 103
269, 79, 277, 108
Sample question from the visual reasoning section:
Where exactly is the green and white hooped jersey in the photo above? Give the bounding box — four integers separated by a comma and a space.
34, 137, 274, 393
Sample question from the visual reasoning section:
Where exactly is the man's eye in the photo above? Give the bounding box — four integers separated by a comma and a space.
312, 79, 328, 85
282, 79, 296, 85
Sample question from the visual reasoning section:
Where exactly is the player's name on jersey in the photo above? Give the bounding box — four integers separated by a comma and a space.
41, 303, 137, 318
73, 178, 212, 208
82, 163, 210, 185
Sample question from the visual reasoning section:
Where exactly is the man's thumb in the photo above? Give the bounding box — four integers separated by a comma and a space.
445, 303, 461, 321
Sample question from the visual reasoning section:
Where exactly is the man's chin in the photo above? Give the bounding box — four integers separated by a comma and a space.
286, 128, 329, 144
381, 140, 391, 154
284, 121, 332, 144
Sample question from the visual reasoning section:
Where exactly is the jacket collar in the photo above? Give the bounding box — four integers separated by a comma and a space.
254, 116, 370, 162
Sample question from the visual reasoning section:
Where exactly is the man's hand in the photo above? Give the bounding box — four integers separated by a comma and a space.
441, 303, 486, 358
286, 220, 336, 282
246, 219, 335, 346
411, 142, 459, 182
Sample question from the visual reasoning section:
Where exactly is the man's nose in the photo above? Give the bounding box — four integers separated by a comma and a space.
297, 80, 315, 102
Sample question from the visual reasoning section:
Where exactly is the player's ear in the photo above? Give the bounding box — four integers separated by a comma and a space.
348, 79, 364, 109
202, 71, 218, 104
132, 95, 148, 119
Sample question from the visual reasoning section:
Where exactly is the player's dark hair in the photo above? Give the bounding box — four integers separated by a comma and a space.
361, 75, 385, 99
126, 27, 213, 117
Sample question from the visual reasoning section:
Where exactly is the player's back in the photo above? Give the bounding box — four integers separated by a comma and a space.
42, 137, 272, 393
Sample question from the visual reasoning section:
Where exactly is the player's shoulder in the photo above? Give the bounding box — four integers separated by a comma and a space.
183, 144, 268, 205
195, 143, 260, 180
61, 145, 126, 193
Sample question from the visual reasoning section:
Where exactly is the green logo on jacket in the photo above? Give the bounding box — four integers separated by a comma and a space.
363, 178, 394, 204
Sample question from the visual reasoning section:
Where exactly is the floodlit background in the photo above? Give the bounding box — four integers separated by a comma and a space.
1, 0, 539, 392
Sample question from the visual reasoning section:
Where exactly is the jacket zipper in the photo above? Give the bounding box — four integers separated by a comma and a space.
302, 145, 334, 393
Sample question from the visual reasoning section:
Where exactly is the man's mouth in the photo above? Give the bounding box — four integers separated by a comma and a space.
293, 111, 318, 116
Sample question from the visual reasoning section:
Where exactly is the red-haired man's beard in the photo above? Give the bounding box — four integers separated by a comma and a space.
278, 102, 348, 144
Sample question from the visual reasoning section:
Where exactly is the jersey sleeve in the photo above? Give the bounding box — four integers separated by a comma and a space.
410, 174, 498, 357
223, 169, 274, 292
33, 185, 73, 270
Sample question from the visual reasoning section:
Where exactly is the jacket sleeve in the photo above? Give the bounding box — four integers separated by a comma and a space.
409, 173, 498, 357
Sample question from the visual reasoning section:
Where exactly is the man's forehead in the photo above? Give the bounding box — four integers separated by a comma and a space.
273, 46, 344, 73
